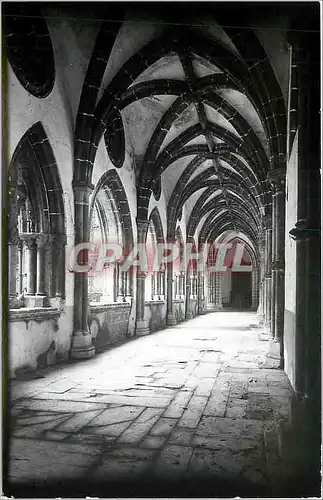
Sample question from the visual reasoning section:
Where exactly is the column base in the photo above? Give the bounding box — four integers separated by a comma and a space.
185, 311, 193, 320
257, 313, 265, 324
135, 320, 150, 336
71, 331, 95, 359
277, 395, 321, 489
264, 322, 272, 336
166, 313, 177, 326
198, 299, 206, 315
25, 295, 47, 308
8, 295, 20, 309
266, 338, 283, 367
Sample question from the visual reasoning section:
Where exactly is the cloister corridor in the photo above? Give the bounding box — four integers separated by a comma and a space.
6, 311, 313, 498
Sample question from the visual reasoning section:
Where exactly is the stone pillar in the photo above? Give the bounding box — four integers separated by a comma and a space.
291, 44, 320, 402
257, 233, 265, 320
268, 169, 286, 365
25, 237, 37, 295
185, 271, 193, 319
166, 259, 177, 325
71, 182, 95, 359
36, 235, 49, 296
8, 188, 20, 308
207, 272, 216, 310
8, 242, 18, 307
215, 272, 223, 310
135, 219, 150, 335
17, 239, 24, 294
251, 267, 258, 310
52, 234, 66, 298
264, 220, 273, 333
116, 264, 127, 302
197, 242, 205, 314
197, 272, 205, 314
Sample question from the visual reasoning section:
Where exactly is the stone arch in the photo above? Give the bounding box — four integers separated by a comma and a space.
90, 169, 133, 251
148, 207, 164, 244
7, 121, 66, 305
89, 169, 134, 304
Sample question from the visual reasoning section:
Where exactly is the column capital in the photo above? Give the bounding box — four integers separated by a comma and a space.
267, 168, 286, 193
35, 234, 51, 249
21, 234, 37, 250
52, 233, 67, 246
289, 219, 320, 241
166, 235, 176, 244
72, 180, 94, 193
137, 270, 148, 279
72, 181, 94, 203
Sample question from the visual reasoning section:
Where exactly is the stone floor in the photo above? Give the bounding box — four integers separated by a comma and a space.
5, 311, 308, 497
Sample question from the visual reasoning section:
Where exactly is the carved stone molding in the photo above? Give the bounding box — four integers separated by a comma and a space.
9, 307, 60, 322
267, 168, 286, 193
22, 236, 37, 251
289, 219, 320, 241
35, 234, 51, 249
272, 260, 285, 271
263, 213, 273, 231
51, 233, 67, 248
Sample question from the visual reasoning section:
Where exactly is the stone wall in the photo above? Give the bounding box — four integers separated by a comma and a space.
144, 301, 167, 333
173, 299, 186, 323
89, 303, 132, 351
9, 305, 73, 376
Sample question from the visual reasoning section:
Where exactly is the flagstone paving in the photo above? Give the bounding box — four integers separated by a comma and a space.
6, 311, 303, 497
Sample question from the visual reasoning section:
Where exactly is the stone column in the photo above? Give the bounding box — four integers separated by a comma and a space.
8, 242, 19, 307
52, 234, 66, 298
25, 237, 37, 296
207, 272, 216, 310
268, 169, 286, 364
290, 44, 320, 401
256, 233, 265, 319
185, 271, 193, 319
251, 267, 259, 310
36, 235, 49, 296
71, 182, 95, 359
135, 219, 150, 335
197, 242, 205, 314
116, 264, 127, 302
215, 272, 223, 310
17, 239, 24, 294
166, 237, 177, 325
197, 272, 205, 314
264, 217, 273, 333
8, 201, 20, 308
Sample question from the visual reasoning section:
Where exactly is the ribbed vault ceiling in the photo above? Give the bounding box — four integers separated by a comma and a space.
71, 6, 287, 253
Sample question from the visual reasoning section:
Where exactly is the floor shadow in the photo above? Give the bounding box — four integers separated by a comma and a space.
5, 473, 321, 498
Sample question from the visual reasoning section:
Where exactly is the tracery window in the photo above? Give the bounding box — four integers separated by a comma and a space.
145, 218, 165, 301
174, 228, 185, 299
8, 122, 65, 310
89, 184, 130, 303
188, 242, 198, 298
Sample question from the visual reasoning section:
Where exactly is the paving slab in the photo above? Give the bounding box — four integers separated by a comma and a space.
7, 311, 299, 495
